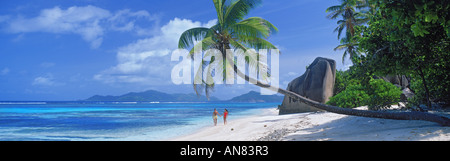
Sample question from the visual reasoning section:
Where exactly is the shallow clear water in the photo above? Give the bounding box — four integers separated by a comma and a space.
0, 102, 279, 140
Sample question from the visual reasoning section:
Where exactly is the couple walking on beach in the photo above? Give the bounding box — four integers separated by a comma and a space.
213, 108, 228, 126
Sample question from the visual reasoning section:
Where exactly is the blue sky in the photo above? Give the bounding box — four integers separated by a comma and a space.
0, 0, 351, 101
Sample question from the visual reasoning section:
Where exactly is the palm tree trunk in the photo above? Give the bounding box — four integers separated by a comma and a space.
224, 56, 450, 126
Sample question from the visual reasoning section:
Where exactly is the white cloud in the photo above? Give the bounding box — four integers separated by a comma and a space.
2, 5, 157, 48
33, 76, 54, 86
0, 15, 10, 23
287, 72, 298, 76
108, 9, 157, 33
7, 5, 109, 48
32, 73, 64, 86
0, 68, 10, 75
94, 18, 217, 85
341, 62, 353, 71
40, 62, 55, 68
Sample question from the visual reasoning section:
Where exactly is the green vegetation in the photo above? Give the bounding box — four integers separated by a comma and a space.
332, 69, 360, 96
356, 0, 450, 108
366, 79, 402, 110
327, 0, 450, 110
327, 83, 369, 108
178, 0, 450, 126
326, 0, 368, 64
328, 70, 402, 110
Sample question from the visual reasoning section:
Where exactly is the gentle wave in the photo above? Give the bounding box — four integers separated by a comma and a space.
0, 102, 47, 105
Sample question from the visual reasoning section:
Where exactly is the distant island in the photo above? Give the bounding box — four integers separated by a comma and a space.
83, 90, 283, 103
227, 91, 284, 103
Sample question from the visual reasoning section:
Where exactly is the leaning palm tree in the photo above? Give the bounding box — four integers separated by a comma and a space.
178, 0, 450, 126
178, 0, 278, 97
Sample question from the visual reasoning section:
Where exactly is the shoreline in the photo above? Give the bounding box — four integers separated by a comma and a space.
170, 107, 450, 141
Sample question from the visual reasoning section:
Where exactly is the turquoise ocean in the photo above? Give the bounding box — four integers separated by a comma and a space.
0, 101, 279, 141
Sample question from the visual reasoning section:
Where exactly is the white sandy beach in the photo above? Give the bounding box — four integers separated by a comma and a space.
171, 107, 450, 141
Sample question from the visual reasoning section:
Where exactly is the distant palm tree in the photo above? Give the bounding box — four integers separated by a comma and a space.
327, 0, 367, 64
178, 0, 450, 126
334, 32, 360, 64
326, 0, 367, 39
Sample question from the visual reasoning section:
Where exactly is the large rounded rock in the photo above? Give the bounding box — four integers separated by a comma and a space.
279, 57, 336, 114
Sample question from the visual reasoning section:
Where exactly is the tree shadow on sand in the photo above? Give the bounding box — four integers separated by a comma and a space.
283, 115, 449, 141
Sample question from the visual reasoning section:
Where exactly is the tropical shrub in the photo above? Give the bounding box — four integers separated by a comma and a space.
366, 78, 402, 110
327, 83, 369, 108
328, 78, 402, 110
333, 70, 346, 95
333, 69, 363, 95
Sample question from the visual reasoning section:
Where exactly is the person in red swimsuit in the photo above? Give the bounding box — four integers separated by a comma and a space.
223, 109, 228, 125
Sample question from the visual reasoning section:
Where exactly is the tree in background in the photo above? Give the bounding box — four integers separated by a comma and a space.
326, 0, 368, 39
357, 0, 450, 108
326, 0, 368, 64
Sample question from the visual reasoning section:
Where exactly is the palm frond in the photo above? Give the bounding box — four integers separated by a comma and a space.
334, 44, 348, 51
224, 0, 262, 26
213, 0, 225, 26
342, 50, 348, 64
193, 82, 215, 100
334, 20, 346, 39
230, 17, 278, 39
188, 36, 218, 58
326, 5, 343, 13
237, 36, 277, 50
178, 27, 211, 49
203, 56, 218, 99
229, 39, 261, 75
326, 5, 344, 19
193, 56, 217, 100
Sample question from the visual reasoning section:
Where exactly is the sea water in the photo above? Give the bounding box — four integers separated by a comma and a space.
0, 101, 279, 141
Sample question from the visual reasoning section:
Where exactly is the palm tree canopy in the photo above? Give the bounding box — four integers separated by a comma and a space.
326, 0, 368, 39
327, 0, 369, 64
178, 0, 278, 98
333, 32, 361, 63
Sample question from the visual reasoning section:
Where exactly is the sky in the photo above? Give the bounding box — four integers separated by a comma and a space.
0, 0, 352, 101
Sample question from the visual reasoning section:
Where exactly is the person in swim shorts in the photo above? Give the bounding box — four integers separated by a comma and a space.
213, 108, 221, 126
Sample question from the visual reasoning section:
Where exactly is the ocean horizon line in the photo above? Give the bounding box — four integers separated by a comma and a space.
0, 102, 280, 141
0, 100, 282, 104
